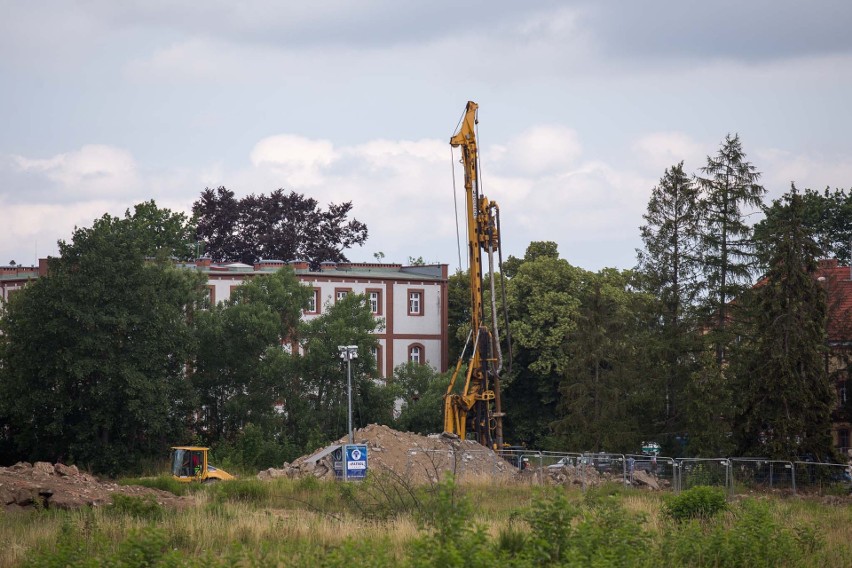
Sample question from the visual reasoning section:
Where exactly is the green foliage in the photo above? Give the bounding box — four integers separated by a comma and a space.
664, 485, 727, 521
553, 268, 658, 452
731, 187, 836, 460
109, 494, 166, 521
192, 268, 310, 444
0, 204, 204, 473
212, 423, 294, 472
664, 499, 818, 567
636, 161, 704, 438
696, 133, 766, 362
293, 293, 390, 445
408, 477, 497, 568
755, 185, 852, 264
206, 479, 271, 504
393, 362, 449, 435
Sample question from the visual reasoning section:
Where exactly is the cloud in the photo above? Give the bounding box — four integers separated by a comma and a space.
9, 145, 141, 201
249, 135, 337, 187
632, 132, 706, 174
491, 125, 583, 176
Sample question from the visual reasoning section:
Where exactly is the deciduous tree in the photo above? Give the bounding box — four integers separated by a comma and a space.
0, 205, 205, 473
193, 187, 368, 267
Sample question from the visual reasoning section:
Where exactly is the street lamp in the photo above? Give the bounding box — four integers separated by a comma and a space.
338, 345, 358, 444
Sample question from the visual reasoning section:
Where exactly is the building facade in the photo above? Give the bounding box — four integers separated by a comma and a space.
196, 258, 449, 376
1, 258, 450, 377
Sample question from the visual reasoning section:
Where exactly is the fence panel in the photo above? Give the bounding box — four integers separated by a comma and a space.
793, 462, 851, 496
730, 459, 794, 496
677, 458, 731, 492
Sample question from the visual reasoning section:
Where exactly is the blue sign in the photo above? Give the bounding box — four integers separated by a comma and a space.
345, 444, 368, 480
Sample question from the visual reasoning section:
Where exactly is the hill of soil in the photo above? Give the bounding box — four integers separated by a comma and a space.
0, 461, 191, 511
259, 423, 518, 484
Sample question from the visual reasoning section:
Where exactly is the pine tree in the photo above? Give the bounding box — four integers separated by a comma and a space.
731, 189, 836, 459
697, 134, 766, 363
636, 162, 703, 429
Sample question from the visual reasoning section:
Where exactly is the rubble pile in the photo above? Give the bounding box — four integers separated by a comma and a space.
258, 423, 517, 484
0, 461, 190, 511
543, 464, 664, 490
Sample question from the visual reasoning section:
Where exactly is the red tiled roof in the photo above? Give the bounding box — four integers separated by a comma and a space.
816, 259, 852, 342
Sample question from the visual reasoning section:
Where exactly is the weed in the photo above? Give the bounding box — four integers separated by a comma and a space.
109, 494, 166, 521
664, 485, 727, 521
207, 479, 270, 504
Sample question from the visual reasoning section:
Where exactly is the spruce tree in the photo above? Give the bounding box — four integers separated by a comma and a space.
636, 162, 703, 429
731, 189, 836, 459
696, 134, 766, 363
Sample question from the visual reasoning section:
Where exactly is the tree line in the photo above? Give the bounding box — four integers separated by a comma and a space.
495, 134, 851, 461
2, 140, 851, 474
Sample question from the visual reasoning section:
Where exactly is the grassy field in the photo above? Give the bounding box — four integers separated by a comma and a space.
1, 474, 850, 567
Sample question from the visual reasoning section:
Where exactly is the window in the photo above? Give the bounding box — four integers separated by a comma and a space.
304, 288, 321, 314
840, 382, 848, 404
205, 285, 216, 307
335, 287, 352, 302
408, 343, 425, 364
408, 289, 424, 316
371, 345, 383, 377
366, 288, 382, 315
839, 429, 850, 452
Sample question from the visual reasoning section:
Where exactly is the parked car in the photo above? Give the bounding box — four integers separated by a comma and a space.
547, 456, 575, 470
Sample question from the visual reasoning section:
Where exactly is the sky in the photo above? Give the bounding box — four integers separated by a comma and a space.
2, 1, 852, 272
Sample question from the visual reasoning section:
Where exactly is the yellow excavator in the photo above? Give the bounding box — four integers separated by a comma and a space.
444, 101, 507, 450
170, 446, 235, 483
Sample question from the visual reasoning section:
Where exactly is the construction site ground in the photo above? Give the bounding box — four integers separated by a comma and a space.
0, 461, 191, 512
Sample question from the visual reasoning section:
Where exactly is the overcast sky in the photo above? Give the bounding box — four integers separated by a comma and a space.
3, 1, 852, 271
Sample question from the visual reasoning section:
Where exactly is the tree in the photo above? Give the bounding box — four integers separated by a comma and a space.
191, 268, 311, 443
392, 362, 449, 435
730, 189, 836, 459
755, 186, 852, 264
0, 205, 205, 473
501, 243, 582, 449
192, 187, 368, 266
552, 268, 657, 452
125, 200, 199, 260
293, 294, 391, 445
636, 162, 704, 434
696, 134, 766, 363
447, 269, 471, 364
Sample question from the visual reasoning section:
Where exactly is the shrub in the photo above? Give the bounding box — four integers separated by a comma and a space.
109, 494, 165, 521
664, 485, 727, 521
407, 476, 497, 568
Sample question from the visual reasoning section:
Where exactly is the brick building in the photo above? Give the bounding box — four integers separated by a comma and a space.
815, 259, 852, 455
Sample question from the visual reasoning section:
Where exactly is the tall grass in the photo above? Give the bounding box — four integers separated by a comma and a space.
1, 479, 850, 567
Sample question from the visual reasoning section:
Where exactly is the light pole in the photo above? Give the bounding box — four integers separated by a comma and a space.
338, 345, 358, 444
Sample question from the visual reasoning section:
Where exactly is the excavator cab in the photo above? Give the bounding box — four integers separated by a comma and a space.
170, 446, 235, 483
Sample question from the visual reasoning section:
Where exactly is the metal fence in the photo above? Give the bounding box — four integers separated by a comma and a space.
403, 446, 851, 496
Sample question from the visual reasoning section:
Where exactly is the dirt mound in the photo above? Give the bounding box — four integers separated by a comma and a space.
259, 424, 517, 484
0, 461, 191, 511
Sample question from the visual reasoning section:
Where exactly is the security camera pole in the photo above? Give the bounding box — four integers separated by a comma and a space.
338, 345, 358, 444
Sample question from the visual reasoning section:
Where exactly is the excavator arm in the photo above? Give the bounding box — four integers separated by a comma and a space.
444, 101, 505, 450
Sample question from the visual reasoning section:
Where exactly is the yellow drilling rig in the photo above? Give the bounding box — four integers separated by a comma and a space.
443, 101, 508, 451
